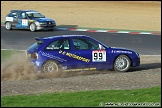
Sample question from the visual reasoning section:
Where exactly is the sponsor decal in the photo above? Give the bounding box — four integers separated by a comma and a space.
5, 17, 13, 22
111, 50, 132, 54
29, 20, 34, 22
39, 51, 67, 62
59, 50, 90, 63
35, 61, 40, 66
64, 67, 96, 72
62, 66, 67, 70
16, 19, 28, 28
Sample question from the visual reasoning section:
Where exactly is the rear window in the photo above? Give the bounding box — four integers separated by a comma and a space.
28, 41, 43, 51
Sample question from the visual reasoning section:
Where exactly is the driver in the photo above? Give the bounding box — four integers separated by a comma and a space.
22, 13, 26, 19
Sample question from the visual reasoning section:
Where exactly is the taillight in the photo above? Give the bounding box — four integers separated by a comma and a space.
31, 53, 38, 59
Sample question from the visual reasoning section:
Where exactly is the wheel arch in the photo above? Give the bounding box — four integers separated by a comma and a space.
42, 59, 61, 66
113, 54, 132, 67
4, 21, 8, 24
28, 22, 35, 28
5, 21, 12, 24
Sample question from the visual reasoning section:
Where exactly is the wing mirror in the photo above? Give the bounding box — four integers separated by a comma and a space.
99, 44, 105, 50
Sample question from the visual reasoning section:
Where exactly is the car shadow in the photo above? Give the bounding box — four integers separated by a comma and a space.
57, 25, 78, 28
128, 62, 161, 72
10, 28, 55, 32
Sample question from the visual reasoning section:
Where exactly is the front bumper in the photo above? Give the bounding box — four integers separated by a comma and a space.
131, 56, 140, 67
36, 24, 56, 30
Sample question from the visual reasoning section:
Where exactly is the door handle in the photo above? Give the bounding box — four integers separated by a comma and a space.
75, 52, 80, 55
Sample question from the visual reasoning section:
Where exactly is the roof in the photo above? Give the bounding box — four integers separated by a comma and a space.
10, 10, 38, 13
45, 35, 90, 39
35, 35, 90, 41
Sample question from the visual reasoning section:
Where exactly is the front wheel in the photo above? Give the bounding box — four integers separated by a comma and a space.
41, 60, 62, 74
48, 29, 54, 31
29, 23, 36, 32
113, 55, 131, 72
5, 22, 12, 30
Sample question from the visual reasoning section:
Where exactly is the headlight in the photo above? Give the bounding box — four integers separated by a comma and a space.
135, 52, 140, 57
52, 21, 55, 24
35, 21, 40, 25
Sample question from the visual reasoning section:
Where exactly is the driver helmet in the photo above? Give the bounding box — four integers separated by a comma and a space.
22, 13, 26, 18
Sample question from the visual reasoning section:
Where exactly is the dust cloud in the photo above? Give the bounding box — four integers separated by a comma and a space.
1, 52, 109, 81
1, 52, 38, 81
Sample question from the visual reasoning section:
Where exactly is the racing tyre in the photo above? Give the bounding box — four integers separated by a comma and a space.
29, 23, 36, 32
41, 60, 62, 74
5, 22, 12, 30
48, 29, 54, 31
113, 55, 131, 72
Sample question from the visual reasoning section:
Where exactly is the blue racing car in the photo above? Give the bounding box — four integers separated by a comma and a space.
26, 35, 140, 73
5, 10, 56, 32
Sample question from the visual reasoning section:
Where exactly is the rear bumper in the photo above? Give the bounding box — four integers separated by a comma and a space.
27, 58, 44, 73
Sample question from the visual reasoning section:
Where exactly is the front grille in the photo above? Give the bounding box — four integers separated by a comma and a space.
47, 21, 53, 25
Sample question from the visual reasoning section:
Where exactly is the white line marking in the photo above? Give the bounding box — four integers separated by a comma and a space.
57, 28, 69, 30
140, 55, 161, 56
96, 30, 108, 32
75, 29, 88, 31
1, 49, 26, 51
117, 31, 129, 33
139, 32, 152, 34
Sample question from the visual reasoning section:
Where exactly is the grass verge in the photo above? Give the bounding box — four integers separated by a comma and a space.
1, 49, 24, 62
1, 86, 161, 107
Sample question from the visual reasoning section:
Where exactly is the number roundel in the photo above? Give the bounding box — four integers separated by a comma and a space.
92, 50, 106, 62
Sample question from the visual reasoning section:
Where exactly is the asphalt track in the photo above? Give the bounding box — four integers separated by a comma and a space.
1, 27, 161, 55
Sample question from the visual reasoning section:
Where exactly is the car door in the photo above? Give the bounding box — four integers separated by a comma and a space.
69, 37, 108, 70
16, 12, 28, 28
43, 38, 74, 70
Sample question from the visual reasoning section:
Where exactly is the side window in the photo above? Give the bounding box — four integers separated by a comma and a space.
86, 39, 101, 50
18, 12, 27, 19
72, 38, 100, 50
27, 13, 33, 19
33, 13, 41, 17
45, 38, 70, 50
7, 12, 17, 18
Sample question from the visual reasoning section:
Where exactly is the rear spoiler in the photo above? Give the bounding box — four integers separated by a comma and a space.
34, 37, 44, 44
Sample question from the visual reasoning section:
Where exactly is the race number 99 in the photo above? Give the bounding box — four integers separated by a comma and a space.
94, 52, 102, 60
92, 50, 106, 62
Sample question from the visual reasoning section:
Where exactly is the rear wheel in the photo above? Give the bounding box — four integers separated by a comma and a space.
113, 55, 131, 72
5, 22, 12, 30
41, 60, 62, 74
29, 23, 36, 32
